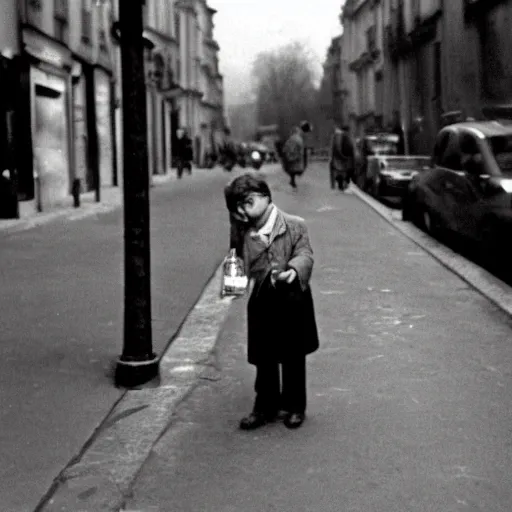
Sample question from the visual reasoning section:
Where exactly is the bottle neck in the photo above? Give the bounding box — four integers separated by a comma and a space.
229, 248, 237, 258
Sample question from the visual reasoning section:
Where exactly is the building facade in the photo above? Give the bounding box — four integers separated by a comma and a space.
0, 0, 22, 217
342, 0, 512, 154
15, 0, 117, 215
196, 0, 224, 166
114, 0, 225, 177
1, 0, 224, 219
173, 0, 224, 168
342, 0, 384, 137
142, 0, 180, 177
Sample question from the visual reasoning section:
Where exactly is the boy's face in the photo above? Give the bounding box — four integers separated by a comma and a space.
237, 193, 270, 224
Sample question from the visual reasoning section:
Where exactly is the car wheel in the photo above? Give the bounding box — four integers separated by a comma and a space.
421, 207, 442, 238
402, 194, 413, 221
422, 210, 433, 233
480, 220, 503, 271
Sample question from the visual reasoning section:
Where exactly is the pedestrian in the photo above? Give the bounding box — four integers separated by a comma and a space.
219, 127, 237, 171
391, 110, 406, 155
329, 125, 355, 191
224, 173, 319, 430
300, 120, 312, 170
282, 126, 305, 189
175, 128, 193, 178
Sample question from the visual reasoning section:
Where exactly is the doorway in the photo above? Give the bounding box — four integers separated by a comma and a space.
32, 70, 70, 210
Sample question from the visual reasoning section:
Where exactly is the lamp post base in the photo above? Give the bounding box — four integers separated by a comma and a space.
115, 354, 159, 388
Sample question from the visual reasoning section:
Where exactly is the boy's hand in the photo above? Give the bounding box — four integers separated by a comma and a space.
234, 207, 249, 223
273, 269, 297, 284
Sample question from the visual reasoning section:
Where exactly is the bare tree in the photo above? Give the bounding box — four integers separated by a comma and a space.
252, 42, 319, 141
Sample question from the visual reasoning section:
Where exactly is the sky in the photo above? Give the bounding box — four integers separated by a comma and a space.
208, 0, 344, 106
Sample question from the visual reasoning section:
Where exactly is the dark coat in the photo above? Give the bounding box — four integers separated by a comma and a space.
282, 132, 305, 176
233, 207, 319, 365
175, 135, 193, 161
330, 129, 355, 176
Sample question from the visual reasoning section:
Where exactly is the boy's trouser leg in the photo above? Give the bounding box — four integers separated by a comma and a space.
253, 362, 280, 415
281, 355, 307, 413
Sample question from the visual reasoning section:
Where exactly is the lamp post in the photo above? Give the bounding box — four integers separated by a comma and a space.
97, 0, 158, 386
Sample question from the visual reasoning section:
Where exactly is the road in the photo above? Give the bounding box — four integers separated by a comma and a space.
124, 164, 512, 512
0, 166, 263, 512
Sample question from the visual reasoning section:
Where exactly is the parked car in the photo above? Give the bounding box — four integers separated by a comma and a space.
354, 132, 400, 189
366, 155, 431, 198
402, 120, 512, 267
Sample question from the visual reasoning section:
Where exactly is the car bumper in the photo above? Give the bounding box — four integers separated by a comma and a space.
380, 177, 411, 196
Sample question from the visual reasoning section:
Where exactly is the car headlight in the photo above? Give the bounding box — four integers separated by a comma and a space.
251, 151, 261, 160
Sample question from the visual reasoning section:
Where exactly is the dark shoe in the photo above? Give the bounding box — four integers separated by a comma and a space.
276, 409, 288, 421
284, 412, 305, 429
239, 412, 275, 430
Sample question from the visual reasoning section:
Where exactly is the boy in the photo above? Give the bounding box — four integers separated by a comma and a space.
224, 173, 319, 430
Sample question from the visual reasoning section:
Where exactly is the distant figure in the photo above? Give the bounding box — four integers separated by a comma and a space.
391, 111, 406, 155
282, 126, 305, 189
329, 125, 355, 191
274, 139, 284, 160
300, 121, 312, 170
175, 128, 193, 178
219, 127, 237, 170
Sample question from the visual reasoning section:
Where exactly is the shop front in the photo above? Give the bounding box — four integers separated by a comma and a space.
31, 68, 70, 210
0, 55, 18, 218
23, 29, 73, 213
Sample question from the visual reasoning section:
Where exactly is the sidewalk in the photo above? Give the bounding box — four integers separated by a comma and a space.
0, 168, 213, 235
123, 171, 512, 511
39, 165, 512, 511
0, 164, 255, 512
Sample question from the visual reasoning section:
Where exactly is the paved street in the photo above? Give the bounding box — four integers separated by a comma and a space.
0, 166, 265, 512
124, 164, 512, 512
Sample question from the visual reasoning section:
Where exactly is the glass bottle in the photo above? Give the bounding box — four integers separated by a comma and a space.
221, 249, 248, 297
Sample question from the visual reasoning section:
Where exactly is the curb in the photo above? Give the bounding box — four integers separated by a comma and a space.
36, 264, 235, 512
0, 169, 189, 235
1, 165, 281, 236
350, 184, 512, 318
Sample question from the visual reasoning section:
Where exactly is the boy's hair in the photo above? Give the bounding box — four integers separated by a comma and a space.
224, 173, 272, 213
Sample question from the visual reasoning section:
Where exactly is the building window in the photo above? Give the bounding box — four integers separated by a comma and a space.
82, 0, 92, 44
54, 0, 69, 43
366, 25, 376, 52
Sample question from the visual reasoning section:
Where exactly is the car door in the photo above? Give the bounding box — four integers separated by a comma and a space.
459, 133, 511, 240
455, 132, 493, 239
433, 131, 467, 232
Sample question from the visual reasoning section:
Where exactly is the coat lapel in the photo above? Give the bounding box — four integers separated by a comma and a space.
243, 207, 289, 280
268, 208, 287, 246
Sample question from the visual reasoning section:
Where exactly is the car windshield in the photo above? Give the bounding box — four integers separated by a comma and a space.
489, 135, 512, 174
382, 157, 430, 170
367, 140, 398, 155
